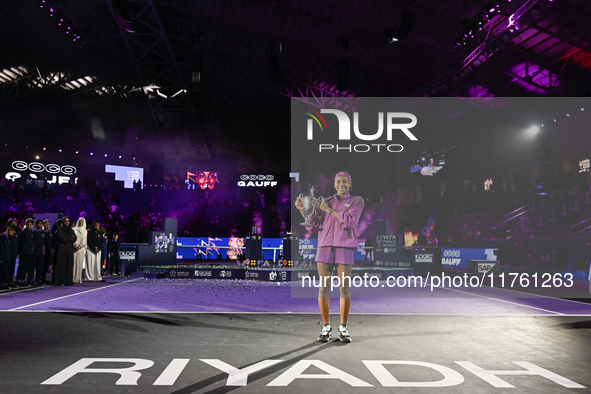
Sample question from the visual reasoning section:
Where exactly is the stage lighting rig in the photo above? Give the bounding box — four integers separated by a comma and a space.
385, 11, 416, 43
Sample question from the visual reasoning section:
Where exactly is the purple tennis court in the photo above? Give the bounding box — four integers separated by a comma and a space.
2, 277, 591, 315
1, 277, 590, 393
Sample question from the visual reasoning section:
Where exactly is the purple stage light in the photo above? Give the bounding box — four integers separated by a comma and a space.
119, 155, 122, 159
90, 152, 93, 155
75, 151, 79, 154
59, 149, 62, 152
104, 154, 108, 157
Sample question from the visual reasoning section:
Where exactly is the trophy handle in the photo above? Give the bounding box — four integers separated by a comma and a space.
298, 193, 304, 199
318, 196, 323, 204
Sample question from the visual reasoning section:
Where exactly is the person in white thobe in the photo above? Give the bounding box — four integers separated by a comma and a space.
72, 218, 87, 284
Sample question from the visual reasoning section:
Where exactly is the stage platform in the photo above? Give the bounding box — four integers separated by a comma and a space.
1, 277, 591, 393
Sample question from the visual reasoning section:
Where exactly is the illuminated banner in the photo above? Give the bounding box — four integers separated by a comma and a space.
187, 171, 218, 189
441, 248, 498, 269
237, 174, 277, 187
5, 160, 77, 185
153, 232, 175, 253
105, 164, 144, 189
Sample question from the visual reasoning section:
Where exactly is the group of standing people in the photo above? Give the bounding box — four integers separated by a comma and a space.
0, 218, 53, 289
49, 217, 110, 286
0, 217, 122, 289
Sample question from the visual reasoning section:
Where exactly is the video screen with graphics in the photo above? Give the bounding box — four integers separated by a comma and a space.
5, 160, 78, 185
105, 164, 144, 189
154, 232, 175, 253
410, 146, 456, 177
187, 171, 218, 190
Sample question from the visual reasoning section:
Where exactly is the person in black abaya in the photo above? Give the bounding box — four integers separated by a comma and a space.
51, 217, 77, 286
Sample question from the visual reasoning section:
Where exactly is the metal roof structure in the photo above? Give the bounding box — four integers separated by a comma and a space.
1, 0, 590, 164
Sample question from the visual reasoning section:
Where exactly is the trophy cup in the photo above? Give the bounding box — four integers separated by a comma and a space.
299, 186, 323, 226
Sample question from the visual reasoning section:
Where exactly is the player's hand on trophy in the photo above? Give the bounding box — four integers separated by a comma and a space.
295, 195, 304, 212
319, 199, 329, 212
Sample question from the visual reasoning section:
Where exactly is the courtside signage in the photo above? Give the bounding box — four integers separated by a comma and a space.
42, 358, 586, 389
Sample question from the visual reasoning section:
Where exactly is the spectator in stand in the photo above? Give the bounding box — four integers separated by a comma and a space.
555, 231, 568, 271
72, 218, 87, 284
537, 234, 552, 273
414, 233, 429, 246
16, 218, 35, 286
517, 216, 531, 235
80, 191, 87, 201
42, 220, 52, 283
107, 233, 120, 276
47, 187, 55, 202
33, 219, 46, 285
41, 183, 47, 202
0, 224, 18, 290
9, 203, 18, 214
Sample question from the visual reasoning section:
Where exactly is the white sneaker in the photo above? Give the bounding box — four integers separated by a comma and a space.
338, 324, 351, 343
318, 324, 332, 342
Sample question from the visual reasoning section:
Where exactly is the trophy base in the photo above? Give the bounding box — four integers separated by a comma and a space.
300, 221, 313, 226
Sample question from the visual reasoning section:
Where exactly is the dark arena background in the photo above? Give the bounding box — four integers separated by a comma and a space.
1, 1, 591, 393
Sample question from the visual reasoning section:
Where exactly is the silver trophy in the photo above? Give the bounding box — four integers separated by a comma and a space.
299, 186, 323, 226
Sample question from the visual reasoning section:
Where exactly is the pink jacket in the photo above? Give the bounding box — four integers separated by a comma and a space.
306, 193, 364, 248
